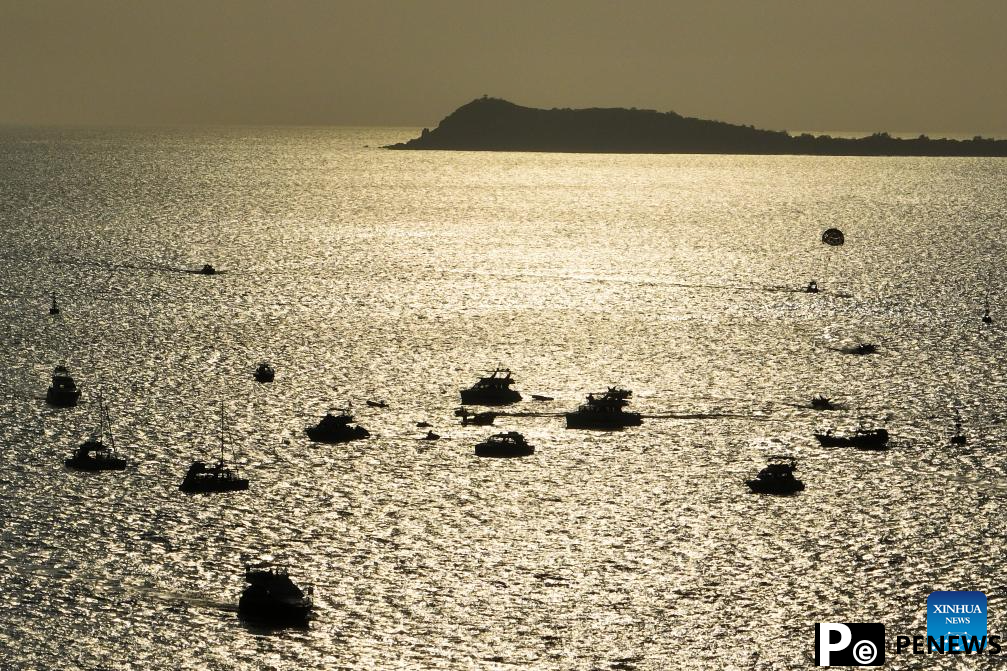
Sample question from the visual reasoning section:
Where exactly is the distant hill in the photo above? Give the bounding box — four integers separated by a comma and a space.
387, 97, 1007, 156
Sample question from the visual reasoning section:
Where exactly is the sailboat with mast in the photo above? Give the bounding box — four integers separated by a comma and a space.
179, 401, 249, 494
65, 391, 128, 471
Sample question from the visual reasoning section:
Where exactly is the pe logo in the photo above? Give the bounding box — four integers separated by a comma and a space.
927, 590, 987, 652
815, 623, 885, 666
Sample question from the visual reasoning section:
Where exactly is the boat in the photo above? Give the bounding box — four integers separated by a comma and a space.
49, 292, 60, 315
950, 411, 967, 445
254, 362, 275, 383
65, 392, 127, 471
810, 395, 837, 410
199, 264, 216, 275
421, 430, 440, 441
474, 431, 534, 458
179, 402, 249, 493
459, 368, 522, 405
849, 343, 877, 355
814, 425, 890, 450
304, 408, 370, 443
531, 394, 554, 401
456, 408, 496, 426
805, 280, 819, 294
238, 563, 312, 627
746, 456, 805, 494
366, 400, 388, 408
983, 307, 993, 325
46, 365, 81, 407
565, 387, 642, 430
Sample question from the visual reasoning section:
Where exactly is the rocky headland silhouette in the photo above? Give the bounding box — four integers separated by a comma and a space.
387, 97, 1007, 156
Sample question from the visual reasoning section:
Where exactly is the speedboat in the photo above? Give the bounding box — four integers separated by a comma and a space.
460, 368, 522, 405
814, 425, 889, 450
239, 563, 312, 627
746, 456, 804, 494
565, 387, 642, 430
457, 408, 496, 426
46, 365, 81, 407
179, 403, 249, 493
65, 393, 127, 471
474, 431, 534, 458
254, 362, 275, 383
810, 395, 837, 410
305, 409, 370, 443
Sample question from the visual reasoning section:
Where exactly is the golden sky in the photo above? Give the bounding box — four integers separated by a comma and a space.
1, 0, 1005, 134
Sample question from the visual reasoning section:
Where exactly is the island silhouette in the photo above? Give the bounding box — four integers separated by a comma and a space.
387, 97, 1007, 156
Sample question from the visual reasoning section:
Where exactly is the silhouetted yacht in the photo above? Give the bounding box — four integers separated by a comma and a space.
65, 392, 127, 471
475, 431, 534, 458
49, 292, 60, 315
746, 456, 804, 494
239, 563, 312, 627
46, 365, 81, 407
565, 387, 642, 429
179, 402, 249, 493
460, 368, 522, 405
304, 408, 370, 443
254, 362, 274, 383
815, 424, 889, 450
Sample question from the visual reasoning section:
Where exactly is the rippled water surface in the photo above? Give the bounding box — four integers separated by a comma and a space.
2, 127, 1007, 669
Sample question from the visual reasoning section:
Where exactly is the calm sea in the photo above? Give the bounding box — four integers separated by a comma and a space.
1, 126, 1006, 669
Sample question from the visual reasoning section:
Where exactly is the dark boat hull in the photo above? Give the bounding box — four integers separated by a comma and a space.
65, 457, 127, 471
304, 425, 370, 443
238, 594, 311, 627
746, 479, 805, 495
46, 389, 80, 407
254, 372, 274, 383
565, 412, 643, 430
179, 478, 249, 493
475, 444, 534, 458
459, 389, 522, 406
814, 433, 889, 450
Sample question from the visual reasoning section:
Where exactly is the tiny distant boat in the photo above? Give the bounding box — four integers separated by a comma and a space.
983, 308, 993, 325
746, 456, 804, 494
46, 365, 81, 407
815, 425, 889, 450
950, 411, 967, 445
239, 563, 312, 627
65, 392, 127, 471
416, 421, 432, 428
421, 430, 440, 441
254, 362, 275, 383
810, 395, 837, 410
565, 387, 642, 430
179, 402, 249, 494
531, 394, 554, 401
198, 264, 216, 275
456, 408, 496, 426
49, 292, 60, 315
805, 280, 819, 294
366, 400, 388, 408
475, 431, 534, 458
849, 343, 877, 355
460, 368, 522, 406
305, 409, 370, 443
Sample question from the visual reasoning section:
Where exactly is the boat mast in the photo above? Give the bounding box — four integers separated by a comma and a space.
219, 400, 226, 464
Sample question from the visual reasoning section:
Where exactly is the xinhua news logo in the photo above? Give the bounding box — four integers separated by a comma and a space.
815, 623, 885, 666
927, 590, 987, 652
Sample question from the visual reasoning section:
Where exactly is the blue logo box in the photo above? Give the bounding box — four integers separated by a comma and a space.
927, 591, 987, 652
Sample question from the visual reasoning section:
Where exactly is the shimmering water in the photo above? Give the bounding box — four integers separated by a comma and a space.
2, 127, 1007, 669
